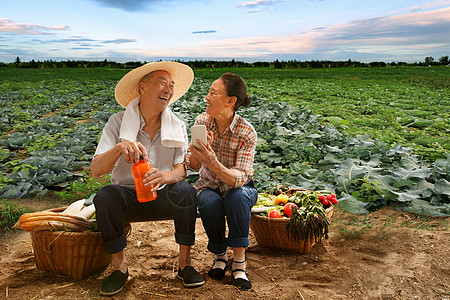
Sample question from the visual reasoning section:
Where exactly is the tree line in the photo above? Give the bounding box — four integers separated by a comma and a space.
1, 56, 449, 69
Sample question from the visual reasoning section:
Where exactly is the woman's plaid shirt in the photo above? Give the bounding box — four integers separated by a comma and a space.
185, 113, 257, 196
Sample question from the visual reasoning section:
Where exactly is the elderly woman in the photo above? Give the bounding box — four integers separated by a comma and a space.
185, 73, 258, 291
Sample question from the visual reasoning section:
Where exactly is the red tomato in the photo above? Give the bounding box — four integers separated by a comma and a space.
322, 200, 330, 208
268, 210, 282, 218
330, 194, 336, 199
318, 195, 326, 202
283, 203, 298, 217
326, 195, 333, 201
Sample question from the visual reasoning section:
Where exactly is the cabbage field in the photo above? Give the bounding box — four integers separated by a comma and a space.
0, 66, 449, 216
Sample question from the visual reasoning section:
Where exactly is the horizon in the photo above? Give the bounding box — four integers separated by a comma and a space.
5, 57, 446, 65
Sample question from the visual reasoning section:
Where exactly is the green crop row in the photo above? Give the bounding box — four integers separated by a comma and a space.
0, 66, 448, 216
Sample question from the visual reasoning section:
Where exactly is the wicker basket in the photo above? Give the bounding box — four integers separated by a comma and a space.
250, 205, 334, 254
29, 207, 111, 280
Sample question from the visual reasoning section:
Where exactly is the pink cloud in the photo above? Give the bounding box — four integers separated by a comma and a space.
0, 18, 69, 35
186, 5, 450, 57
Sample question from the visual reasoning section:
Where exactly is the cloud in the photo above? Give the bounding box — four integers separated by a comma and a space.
90, 0, 201, 12
90, 0, 159, 11
192, 30, 217, 34
248, 9, 264, 13
248, 41, 272, 45
49, 37, 97, 43
164, 5, 450, 61
27, 36, 137, 46
0, 18, 68, 35
320, 7, 450, 46
234, 0, 275, 8
0, 47, 37, 56
102, 38, 138, 44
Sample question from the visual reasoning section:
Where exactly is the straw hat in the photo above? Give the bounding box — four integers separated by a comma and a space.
114, 61, 194, 108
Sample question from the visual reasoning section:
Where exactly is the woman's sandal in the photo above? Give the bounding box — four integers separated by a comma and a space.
232, 269, 252, 291
207, 258, 228, 280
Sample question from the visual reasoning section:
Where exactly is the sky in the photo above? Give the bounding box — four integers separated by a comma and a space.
0, 0, 449, 63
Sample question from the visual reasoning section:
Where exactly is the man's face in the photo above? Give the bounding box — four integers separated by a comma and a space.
139, 70, 175, 112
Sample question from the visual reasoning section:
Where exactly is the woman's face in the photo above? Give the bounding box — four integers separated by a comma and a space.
205, 78, 231, 119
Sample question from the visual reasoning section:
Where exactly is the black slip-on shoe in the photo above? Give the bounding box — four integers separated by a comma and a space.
232, 269, 252, 291
207, 258, 228, 280
176, 266, 205, 288
100, 269, 129, 296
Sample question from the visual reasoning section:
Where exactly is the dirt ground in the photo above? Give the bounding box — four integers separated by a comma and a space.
1, 200, 449, 300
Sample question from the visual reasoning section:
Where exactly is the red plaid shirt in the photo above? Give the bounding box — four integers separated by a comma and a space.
185, 113, 257, 196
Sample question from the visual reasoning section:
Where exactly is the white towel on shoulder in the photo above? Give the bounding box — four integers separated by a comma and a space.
119, 97, 141, 143
160, 107, 186, 148
119, 96, 186, 148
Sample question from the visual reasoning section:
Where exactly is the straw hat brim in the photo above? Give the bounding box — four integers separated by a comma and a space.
114, 61, 194, 108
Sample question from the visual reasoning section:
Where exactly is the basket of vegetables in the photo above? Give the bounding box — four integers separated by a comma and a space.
13, 199, 112, 280
250, 186, 337, 254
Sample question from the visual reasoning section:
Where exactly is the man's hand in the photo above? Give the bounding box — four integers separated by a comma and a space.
142, 167, 166, 192
92, 141, 147, 177
116, 141, 148, 164
142, 164, 185, 190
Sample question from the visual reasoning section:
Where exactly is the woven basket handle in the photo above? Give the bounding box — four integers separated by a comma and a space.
47, 231, 65, 252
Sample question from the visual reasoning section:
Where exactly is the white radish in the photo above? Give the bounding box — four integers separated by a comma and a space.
78, 204, 96, 219
62, 199, 85, 215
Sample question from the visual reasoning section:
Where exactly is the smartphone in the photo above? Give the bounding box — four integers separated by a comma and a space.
191, 125, 207, 149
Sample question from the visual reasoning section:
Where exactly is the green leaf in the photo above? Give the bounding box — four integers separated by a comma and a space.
434, 179, 450, 196
386, 190, 419, 202
327, 116, 349, 126
390, 167, 431, 180
337, 195, 369, 214
395, 199, 450, 217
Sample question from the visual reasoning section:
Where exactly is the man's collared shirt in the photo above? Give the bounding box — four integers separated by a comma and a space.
94, 111, 187, 189
185, 113, 257, 196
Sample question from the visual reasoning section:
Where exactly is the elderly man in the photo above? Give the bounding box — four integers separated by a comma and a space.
92, 61, 204, 296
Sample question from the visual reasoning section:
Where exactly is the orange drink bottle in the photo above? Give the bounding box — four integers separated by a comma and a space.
132, 155, 157, 202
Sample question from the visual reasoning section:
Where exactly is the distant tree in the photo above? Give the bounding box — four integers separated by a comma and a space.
369, 61, 386, 67
439, 56, 449, 65
424, 56, 434, 65
273, 59, 283, 69
253, 61, 270, 68
15, 56, 21, 66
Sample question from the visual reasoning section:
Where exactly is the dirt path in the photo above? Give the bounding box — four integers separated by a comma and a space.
1, 207, 449, 299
